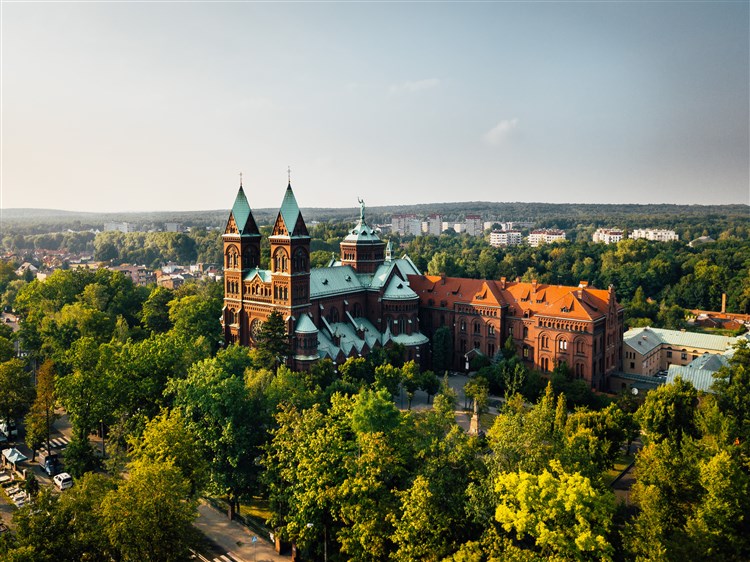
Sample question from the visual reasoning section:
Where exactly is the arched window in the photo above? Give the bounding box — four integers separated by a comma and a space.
399, 316, 408, 335
330, 307, 339, 324
523, 326, 529, 339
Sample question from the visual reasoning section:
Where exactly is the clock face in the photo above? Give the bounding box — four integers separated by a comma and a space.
251, 319, 263, 341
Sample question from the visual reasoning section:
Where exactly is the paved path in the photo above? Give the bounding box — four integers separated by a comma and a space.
194, 501, 288, 562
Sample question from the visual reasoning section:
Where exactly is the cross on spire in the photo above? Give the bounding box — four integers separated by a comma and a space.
239, 171, 243, 187
287, 166, 291, 185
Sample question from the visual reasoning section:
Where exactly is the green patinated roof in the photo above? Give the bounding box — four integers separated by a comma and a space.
310, 267, 364, 298
383, 275, 418, 300
276, 184, 308, 237
666, 367, 722, 393
624, 327, 738, 353
231, 186, 260, 236
295, 314, 319, 334
343, 218, 381, 244
243, 268, 272, 283
392, 332, 430, 346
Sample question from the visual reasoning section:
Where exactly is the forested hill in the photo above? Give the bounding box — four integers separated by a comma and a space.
2, 202, 747, 233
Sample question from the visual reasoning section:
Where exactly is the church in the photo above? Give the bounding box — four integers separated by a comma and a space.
221, 180, 624, 390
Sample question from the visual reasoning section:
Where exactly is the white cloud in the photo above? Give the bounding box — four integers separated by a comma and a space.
484, 118, 519, 145
388, 78, 440, 95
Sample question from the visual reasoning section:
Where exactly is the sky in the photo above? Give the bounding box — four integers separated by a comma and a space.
1, 1, 748, 213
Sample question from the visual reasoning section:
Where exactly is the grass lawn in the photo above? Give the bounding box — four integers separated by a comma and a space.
480, 412, 497, 430
239, 496, 273, 522
604, 453, 636, 486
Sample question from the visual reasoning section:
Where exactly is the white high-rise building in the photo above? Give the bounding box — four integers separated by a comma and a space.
528, 229, 566, 247
629, 229, 679, 242
464, 215, 483, 236
490, 230, 523, 247
593, 228, 625, 244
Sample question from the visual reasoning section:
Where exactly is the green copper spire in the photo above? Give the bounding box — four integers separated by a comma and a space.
277, 182, 308, 237
230, 184, 260, 236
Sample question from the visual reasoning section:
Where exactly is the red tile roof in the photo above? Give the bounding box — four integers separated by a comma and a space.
408, 275, 619, 321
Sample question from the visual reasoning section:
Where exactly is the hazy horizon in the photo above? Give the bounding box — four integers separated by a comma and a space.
2, 2, 748, 213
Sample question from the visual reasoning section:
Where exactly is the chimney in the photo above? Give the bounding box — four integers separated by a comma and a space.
500, 277, 506, 289
531, 279, 538, 291
722, 293, 726, 313
440, 272, 446, 285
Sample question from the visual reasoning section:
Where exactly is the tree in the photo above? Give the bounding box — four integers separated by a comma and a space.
255, 309, 290, 367
713, 339, 750, 458
168, 293, 222, 349
351, 388, 401, 435
391, 475, 453, 562
0, 358, 34, 428
56, 337, 113, 442
685, 450, 750, 559
420, 370, 441, 404
636, 376, 699, 444
494, 461, 615, 561
24, 359, 57, 459
401, 360, 421, 410
11, 474, 115, 561
463, 376, 489, 414
374, 363, 402, 396
432, 326, 453, 375
140, 286, 174, 333
129, 409, 208, 497
101, 459, 197, 562
64, 435, 102, 477
169, 355, 260, 520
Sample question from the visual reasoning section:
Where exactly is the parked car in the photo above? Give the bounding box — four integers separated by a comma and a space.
53, 472, 73, 491
0, 419, 17, 438
39, 454, 62, 476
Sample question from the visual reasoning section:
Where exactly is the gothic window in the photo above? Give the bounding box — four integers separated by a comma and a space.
488, 324, 495, 336
523, 346, 529, 358
559, 339, 568, 351
523, 326, 529, 339
353, 302, 362, 317
399, 316, 408, 335
460, 320, 466, 332
488, 343, 495, 357
473, 322, 481, 334
541, 335, 549, 349
293, 248, 308, 272
330, 308, 339, 324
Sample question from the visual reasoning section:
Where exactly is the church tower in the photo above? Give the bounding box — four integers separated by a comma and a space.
222, 179, 261, 345
339, 198, 386, 273
269, 181, 311, 318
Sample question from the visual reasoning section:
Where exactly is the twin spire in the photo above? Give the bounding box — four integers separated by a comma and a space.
229, 169, 307, 239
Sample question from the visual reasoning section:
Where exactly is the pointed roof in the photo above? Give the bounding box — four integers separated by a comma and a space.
229, 186, 260, 236
274, 183, 309, 237
342, 199, 382, 245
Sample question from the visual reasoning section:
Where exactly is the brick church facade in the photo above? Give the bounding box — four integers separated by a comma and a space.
222, 181, 624, 390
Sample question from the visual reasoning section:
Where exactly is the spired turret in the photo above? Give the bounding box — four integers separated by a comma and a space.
223, 180, 262, 345
269, 182, 311, 312
339, 198, 386, 274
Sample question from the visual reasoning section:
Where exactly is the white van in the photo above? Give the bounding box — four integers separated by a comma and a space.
53, 472, 73, 490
